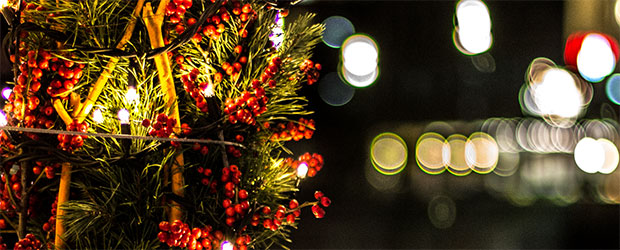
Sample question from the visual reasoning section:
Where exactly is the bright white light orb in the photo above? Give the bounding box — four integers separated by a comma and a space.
454, 0, 492, 55
533, 68, 583, 118
341, 34, 378, 76
126, 86, 139, 103
221, 241, 233, 250
598, 139, 619, 174
1, 87, 11, 100
92, 108, 104, 124
202, 83, 214, 97
296, 162, 308, 178
341, 64, 379, 88
0, 111, 7, 126
577, 33, 616, 83
117, 109, 130, 124
574, 137, 605, 174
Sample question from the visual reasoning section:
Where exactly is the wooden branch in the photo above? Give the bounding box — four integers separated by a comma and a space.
73, 0, 145, 122
17, 159, 29, 239
142, 0, 184, 223
54, 162, 71, 249
53, 99, 73, 126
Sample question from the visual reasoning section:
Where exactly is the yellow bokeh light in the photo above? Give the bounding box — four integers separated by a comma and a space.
371, 132, 407, 175
465, 132, 499, 174
415, 132, 447, 174
445, 134, 472, 176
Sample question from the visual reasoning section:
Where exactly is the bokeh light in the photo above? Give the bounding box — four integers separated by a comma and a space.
1, 87, 11, 100
322, 16, 355, 48
576, 33, 617, 83
453, 0, 492, 55
92, 108, 104, 124
318, 72, 355, 106
117, 109, 130, 124
416, 132, 447, 174
574, 137, 605, 174
465, 132, 499, 174
471, 53, 496, 73
365, 158, 404, 192
597, 139, 619, 174
427, 196, 456, 229
220, 241, 233, 250
605, 74, 620, 105
340, 63, 379, 88
341, 34, 379, 77
493, 152, 520, 177
125, 86, 139, 103
0, 111, 7, 126
445, 134, 472, 176
371, 132, 408, 175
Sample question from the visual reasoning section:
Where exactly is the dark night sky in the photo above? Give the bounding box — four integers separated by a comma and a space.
289, 1, 620, 249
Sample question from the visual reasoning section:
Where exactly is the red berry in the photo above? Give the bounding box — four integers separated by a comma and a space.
142, 119, 151, 127
314, 191, 324, 200
289, 199, 298, 209
238, 189, 248, 200
320, 196, 331, 207
159, 221, 170, 231
262, 206, 271, 215
223, 199, 232, 208
234, 45, 243, 54
158, 232, 169, 243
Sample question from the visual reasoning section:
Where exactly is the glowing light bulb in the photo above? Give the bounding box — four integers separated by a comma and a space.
220, 241, 233, 250
574, 137, 605, 174
577, 33, 616, 83
202, 83, 214, 97
296, 162, 308, 178
1, 87, 11, 100
92, 108, 104, 124
117, 109, 130, 124
0, 0, 8, 8
0, 111, 7, 126
126, 86, 139, 103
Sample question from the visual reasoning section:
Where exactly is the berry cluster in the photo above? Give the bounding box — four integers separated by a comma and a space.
226, 144, 242, 158
269, 118, 315, 142
143, 113, 178, 138
224, 86, 268, 126
57, 119, 88, 151
221, 164, 242, 198
158, 220, 224, 250
250, 201, 300, 231
200, 10, 227, 41
259, 56, 282, 85
0, 131, 15, 156
1, 166, 21, 213
42, 196, 57, 236
32, 161, 60, 179
13, 234, 42, 250
311, 191, 331, 219
165, 0, 193, 24
299, 59, 321, 85
181, 68, 209, 113
223, 193, 250, 226
4, 47, 57, 132
192, 142, 210, 156
196, 167, 217, 193
47, 59, 84, 99
283, 152, 324, 178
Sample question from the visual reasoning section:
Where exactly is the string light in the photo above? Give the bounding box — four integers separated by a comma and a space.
92, 108, 104, 124
1, 87, 11, 100
125, 86, 139, 103
0, 111, 7, 126
117, 109, 130, 124
202, 83, 214, 97
296, 162, 309, 178
220, 241, 233, 250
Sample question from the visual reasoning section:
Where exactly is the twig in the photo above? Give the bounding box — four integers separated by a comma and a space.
17, 159, 29, 239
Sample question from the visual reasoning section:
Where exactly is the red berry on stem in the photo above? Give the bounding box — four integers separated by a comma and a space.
320, 196, 331, 207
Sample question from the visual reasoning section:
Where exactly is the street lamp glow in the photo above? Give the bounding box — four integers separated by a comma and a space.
574, 137, 605, 174
533, 68, 583, 118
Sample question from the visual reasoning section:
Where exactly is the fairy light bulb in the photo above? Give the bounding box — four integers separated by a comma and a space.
117, 109, 130, 124
202, 83, 214, 97
220, 241, 233, 250
92, 108, 104, 124
1, 87, 11, 100
126, 86, 139, 103
296, 162, 309, 178
0, 111, 7, 126
0, 0, 8, 8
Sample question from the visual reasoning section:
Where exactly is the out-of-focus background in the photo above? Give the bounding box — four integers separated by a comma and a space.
287, 0, 620, 249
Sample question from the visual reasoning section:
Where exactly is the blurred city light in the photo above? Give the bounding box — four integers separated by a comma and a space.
574, 137, 605, 174
416, 132, 447, 174
465, 132, 499, 174
427, 196, 456, 229
341, 34, 379, 77
445, 134, 472, 176
371, 132, 408, 175
453, 0, 493, 55
597, 139, 619, 174
322, 16, 355, 48
340, 63, 379, 88
318, 72, 355, 106
605, 74, 620, 105
576, 33, 617, 83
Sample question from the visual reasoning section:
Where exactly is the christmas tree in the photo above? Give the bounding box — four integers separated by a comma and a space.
0, 0, 328, 249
